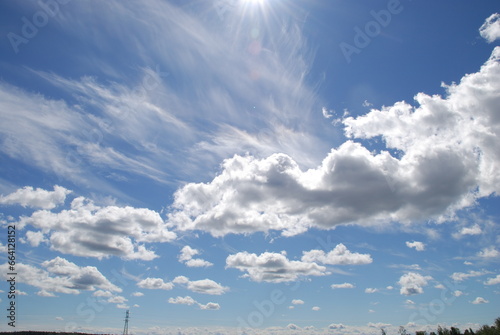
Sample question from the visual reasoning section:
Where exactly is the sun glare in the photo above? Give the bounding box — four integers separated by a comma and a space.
243, 0, 266, 5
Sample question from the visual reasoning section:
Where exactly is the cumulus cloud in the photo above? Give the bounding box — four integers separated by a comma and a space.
398, 272, 432, 296
477, 247, 500, 259
368, 322, 391, 328
454, 224, 483, 238
292, 299, 305, 305
131, 292, 144, 297
137, 278, 174, 290
484, 274, 500, 285
187, 279, 228, 295
328, 324, 345, 330
301, 243, 372, 265
173, 276, 228, 295
19, 195, 176, 260
451, 270, 489, 282
365, 288, 379, 294
25, 231, 48, 247
168, 296, 196, 305
471, 297, 489, 304
331, 283, 355, 289
225, 251, 327, 283
199, 302, 220, 310
178, 246, 213, 268
0, 185, 71, 209
93, 290, 113, 297
480, 13, 500, 43
0, 257, 121, 296
168, 296, 220, 310
168, 47, 500, 237
406, 241, 425, 251
312, 306, 320, 311
108, 295, 128, 304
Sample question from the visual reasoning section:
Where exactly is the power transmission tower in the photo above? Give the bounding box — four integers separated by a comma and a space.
123, 310, 130, 335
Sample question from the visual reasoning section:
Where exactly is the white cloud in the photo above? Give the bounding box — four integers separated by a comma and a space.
171, 276, 228, 295
471, 297, 489, 304
0, 0, 327, 195
365, 288, 379, 294
454, 224, 483, 238
0, 257, 120, 296
398, 272, 432, 296
0, 185, 71, 209
137, 278, 174, 290
108, 295, 128, 304
168, 296, 220, 310
131, 292, 144, 297
368, 322, 391, 328
453, 290, 464, 297
477, 247, 500, 259
322, 107, 334, 119
168, 296, 197, 306
199, 302, 220, 310
480, 13, 500, 43
19, 195, 176, 260
186, 279, 228, 295
484, 274, 500, 285
225, 251, 327, 283
287, 324, 300, 330
169, 48, 500, 237
301, 244, 372, 265
178, 246, 213, 268
292, 299, 305, 305
451, 270, 489, 282
25, 231, 48, 247
331, 283, 355, 289
173, 276, 189, 284
55, 317, 64, 321
328, 324, 345, 330
93, 290, 113, 297
312, 306, 320, 311
37, 290, 57, 297
406, 241, 425, 251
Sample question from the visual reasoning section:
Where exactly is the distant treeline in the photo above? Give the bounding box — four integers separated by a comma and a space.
385, 317, 500, 335
0, 332, 113, 335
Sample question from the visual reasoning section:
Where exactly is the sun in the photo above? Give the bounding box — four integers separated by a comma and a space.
243, 0, 266, 5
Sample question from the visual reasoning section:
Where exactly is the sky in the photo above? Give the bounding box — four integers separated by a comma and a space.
0, 1, 499, 334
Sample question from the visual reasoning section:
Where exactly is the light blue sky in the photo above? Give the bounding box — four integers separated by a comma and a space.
0, 1, 499, 334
